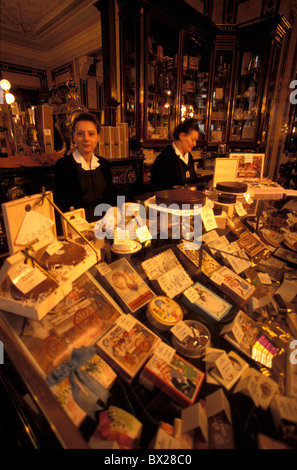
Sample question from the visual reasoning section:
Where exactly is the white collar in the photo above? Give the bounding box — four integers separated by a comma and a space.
172, 142, 189, 166
73, 148, 100, 170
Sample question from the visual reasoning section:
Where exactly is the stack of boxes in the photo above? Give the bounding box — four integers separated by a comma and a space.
99, 123, 129, 159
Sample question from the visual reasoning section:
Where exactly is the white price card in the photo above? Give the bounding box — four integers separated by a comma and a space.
96, 262, 112, 276
257, 272, 272, 284
135, 224, 152, 243
215, 351, 236, 381
45, 239, 64, 256
202, 208, 217, 232
231, 321, 245, 345
235, 202, 247, 217
171, 321, 193, 342
244, 154, 253, 163
210, 270, 224, 285
116, 314, 137, 331
184, 286, 199, 304
8, 263, 47, 294
154, 342, 176, 363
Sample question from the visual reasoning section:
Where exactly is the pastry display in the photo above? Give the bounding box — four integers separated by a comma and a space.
155, 188, 206, 208
39, 239, 87, 269
218, 193, 237, 204
216, 181, 248, 194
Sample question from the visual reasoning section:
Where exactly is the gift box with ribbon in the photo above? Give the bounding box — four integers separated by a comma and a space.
46, 346, 116, 427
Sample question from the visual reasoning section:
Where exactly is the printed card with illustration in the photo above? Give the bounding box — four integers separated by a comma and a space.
141, 249, 180, 280
177, 242, 221, 277
103, 258, 155, 313
6, 271, 124, 375
183, 282, 232, 322
141, 352, 205, 407
210, 266, 255, 305
142, 249, 193, 298
96, 315, 161, 382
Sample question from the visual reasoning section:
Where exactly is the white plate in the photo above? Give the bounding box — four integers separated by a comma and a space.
111, 240, 142, 255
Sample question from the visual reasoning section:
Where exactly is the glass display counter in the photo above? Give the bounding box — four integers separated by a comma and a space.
0, 193, 297, 450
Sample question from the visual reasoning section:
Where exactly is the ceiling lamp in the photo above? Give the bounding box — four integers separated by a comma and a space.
5, 93, 15, 104
0, 79, 11, 91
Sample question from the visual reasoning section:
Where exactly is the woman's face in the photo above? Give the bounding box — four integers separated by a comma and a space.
73, 120, 99, 157
179, 129, 199, 155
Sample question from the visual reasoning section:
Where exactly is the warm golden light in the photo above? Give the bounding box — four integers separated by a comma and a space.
5, 92, 15, 104
0, 79, 11, 91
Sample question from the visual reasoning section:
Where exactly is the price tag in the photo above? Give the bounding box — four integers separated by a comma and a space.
210, 270, 224, 285
70, 217, 89, 232
184, 286, 199, 304
244, 154, 253, 163
235, 202, 247, 217
96, 262, 112, 276
202, 208, 217, 231
8, 262, 47, 294
231, 321, 245, 345
202, 230, 219, 245
257, 272, 272, 284
135, 224, 152, 243
45, 239, 64, 256
116, 315, 136, 331
154, 342, 176, 363
171, 321, 193, 342
215, 351, 236, 380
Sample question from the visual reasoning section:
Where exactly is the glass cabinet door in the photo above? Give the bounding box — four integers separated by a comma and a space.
210, 50, 233, 144
181, 35, 211, 142
145, 15, 179, 141
122, 15, 137, 140
230, 47, 264, 143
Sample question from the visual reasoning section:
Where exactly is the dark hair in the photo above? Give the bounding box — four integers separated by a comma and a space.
173, 118, 199, 140
72, 112, 101, 134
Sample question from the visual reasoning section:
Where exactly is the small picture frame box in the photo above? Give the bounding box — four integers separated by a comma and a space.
0, 192, 99, 320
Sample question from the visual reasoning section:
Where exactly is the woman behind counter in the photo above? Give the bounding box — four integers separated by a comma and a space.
150, 118, 199, 191
54, 112, 117, 222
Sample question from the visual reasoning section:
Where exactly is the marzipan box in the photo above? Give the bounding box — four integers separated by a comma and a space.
1, 191, 100, 284
0, 249, 72, 320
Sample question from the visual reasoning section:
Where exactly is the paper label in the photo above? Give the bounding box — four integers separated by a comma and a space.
96, 262, 112, 276
8, 262, 47, 294
202, 230, 219, 245
45, 239, 64, 256
202, 208, 217, 232
136, 224, 152, 243
116, 315, 136, 331
154, 342, 176, 363
235, 202, 247, 217
210, 270, 224, 285
257, 272, 272, 284
171, 321, 193, 342
244, 154, 253, 164
184, 286, 199, 304
215, 352, 236, 381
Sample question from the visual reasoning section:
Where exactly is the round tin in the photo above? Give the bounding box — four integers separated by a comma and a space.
146, 296, 183, 331
171, 319, 211, 358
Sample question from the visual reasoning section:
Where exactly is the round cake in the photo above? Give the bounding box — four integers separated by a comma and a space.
39, 240, 86, 269
218, 192, 237, 204
10, 277, 58, 301
216, 181, 248, 194
155, 188, 206, 209
146, 296, 183, 330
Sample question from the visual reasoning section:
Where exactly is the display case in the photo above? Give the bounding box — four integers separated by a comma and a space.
209, 49, 233, 145
118, 0, 218, 148
228, 15, 291, 150
1, 190, 297, 450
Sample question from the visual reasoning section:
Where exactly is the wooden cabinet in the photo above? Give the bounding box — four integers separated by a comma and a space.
118, 0, 218, 148
117, 3, 290, 153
